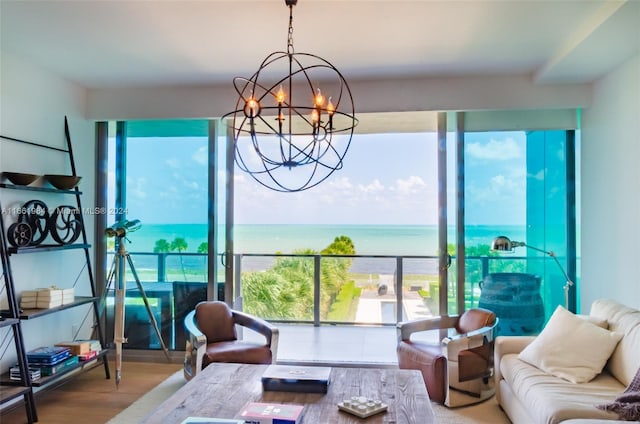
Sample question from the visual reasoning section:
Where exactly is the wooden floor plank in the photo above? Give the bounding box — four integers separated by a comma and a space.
0, 361, 181, 424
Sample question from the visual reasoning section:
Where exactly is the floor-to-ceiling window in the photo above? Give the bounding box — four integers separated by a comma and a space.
102, 109, 580, 353
459, 110, 579, 335
105, 120, 211, 350
229, 112, 443, 325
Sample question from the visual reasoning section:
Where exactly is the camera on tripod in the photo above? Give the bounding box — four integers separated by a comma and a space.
105, 219, 141, 238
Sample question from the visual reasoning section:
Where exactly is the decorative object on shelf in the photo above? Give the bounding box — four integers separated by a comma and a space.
7, 222, 32, 247
17, 199, 50, 246
49, 205, 83, 245
2, 172, 40, 186
223, 0, 357, 192
43, 174, 81, 190
491, 235, 574, 310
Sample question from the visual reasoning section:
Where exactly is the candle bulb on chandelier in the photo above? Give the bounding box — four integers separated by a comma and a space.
327, 97, 335, 129
311, 108, 319, 135
314, 88, 325, 107
244, 93, 260, 118
275, 85, 286, 105
275, 85, 286, 136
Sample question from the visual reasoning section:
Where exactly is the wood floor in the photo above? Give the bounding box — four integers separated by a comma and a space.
0, 361, 181, 424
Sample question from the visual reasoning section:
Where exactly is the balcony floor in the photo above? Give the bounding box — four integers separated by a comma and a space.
244, 324, 401, 367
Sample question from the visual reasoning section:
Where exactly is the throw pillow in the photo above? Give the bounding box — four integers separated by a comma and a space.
518, 305, 622, 383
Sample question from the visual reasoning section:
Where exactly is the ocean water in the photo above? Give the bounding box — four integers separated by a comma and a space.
123, 224, 526, 256
120, 224, 526, 276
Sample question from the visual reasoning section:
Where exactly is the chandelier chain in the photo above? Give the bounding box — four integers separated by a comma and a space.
287, 5, 295, 55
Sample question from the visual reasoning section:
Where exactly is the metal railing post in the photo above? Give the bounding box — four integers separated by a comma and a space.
157, 253, 166, 282
481, 256, 489, 279
234, 254, 242, 308
314, 255, 321, 327
396, 256, 403, 323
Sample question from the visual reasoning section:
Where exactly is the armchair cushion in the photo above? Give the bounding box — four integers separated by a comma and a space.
203, 340, 272, 367
195, 301, 237, 343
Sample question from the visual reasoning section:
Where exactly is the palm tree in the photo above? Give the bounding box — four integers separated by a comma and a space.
197, 242, 208, 280
171, 237, 188, 281
153, 239, 170, 253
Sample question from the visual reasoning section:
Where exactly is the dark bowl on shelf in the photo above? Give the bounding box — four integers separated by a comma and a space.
44, 174, 82, 190
2, 172, 40, 186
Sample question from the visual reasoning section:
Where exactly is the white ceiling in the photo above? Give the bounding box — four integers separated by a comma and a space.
1, 0, 639, 90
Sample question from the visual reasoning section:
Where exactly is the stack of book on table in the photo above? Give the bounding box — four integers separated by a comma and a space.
26, 346, 78, 376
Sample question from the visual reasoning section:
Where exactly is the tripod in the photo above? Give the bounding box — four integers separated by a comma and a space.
106, 235, 170, 386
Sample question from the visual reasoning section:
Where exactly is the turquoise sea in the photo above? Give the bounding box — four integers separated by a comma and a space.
124, 224, 526, 256
120, 224, 526, 276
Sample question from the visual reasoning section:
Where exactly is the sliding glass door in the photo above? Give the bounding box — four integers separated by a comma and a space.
460, 110, 578, 335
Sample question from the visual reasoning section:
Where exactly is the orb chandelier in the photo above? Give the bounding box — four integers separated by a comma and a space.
223, 0, 357, 192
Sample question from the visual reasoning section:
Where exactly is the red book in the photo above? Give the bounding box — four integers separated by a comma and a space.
78, 350, 98, 361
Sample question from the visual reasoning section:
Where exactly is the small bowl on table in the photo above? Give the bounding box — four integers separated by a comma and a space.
44, 174, 82, 190
2, 172, 40, 186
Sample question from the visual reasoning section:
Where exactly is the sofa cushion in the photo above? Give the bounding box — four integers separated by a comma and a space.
501, 353, 622, 424
519, 306, 622, 383
590, 299, 640, 387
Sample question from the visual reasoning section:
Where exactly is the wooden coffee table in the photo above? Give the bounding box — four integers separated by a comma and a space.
142, 363, 434, 423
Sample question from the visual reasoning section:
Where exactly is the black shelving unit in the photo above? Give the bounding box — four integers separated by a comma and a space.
0, 117, 110, 422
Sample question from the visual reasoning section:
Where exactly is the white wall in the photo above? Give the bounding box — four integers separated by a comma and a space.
581, 53, 640, 310
0, 52, 95, 372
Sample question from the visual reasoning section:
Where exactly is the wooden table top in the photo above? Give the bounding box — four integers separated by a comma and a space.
141, 363, 434, 424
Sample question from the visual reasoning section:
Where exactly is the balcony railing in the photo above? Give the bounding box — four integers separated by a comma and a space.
106, 251, 554, 327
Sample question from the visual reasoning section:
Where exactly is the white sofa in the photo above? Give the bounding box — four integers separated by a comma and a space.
495, 299, 640, 424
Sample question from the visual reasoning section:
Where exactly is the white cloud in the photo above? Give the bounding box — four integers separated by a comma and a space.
127, 177, 147, 199
192, 146, 208, 165
166, 158, 180, 168
466, 137, 521, 160
357, 179, 384, 193
395, 176, 426, 195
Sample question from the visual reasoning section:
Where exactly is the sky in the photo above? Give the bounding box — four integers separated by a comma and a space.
109, 130, 527, 226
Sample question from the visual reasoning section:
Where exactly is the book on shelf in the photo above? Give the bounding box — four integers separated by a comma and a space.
77, 350, 98, 361
237, 402, 304, 424
27, 346, 71, 364
10, 365, 41, 381
36, 355, 79, 376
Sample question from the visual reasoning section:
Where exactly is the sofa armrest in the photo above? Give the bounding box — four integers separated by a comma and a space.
494, 335, 535, 401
